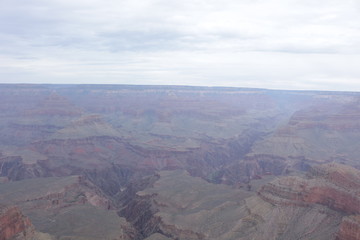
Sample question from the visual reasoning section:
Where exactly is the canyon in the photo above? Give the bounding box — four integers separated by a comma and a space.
0, 84, 359, 239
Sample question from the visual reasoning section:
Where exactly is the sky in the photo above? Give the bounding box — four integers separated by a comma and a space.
1, 0, 360, 91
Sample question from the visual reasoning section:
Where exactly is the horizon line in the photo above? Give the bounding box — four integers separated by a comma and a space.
0, 82, 359, 94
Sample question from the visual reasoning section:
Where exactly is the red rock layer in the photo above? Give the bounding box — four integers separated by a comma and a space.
259, 163, 360, 240
336, 215, 360, 240
259, 164, 360, 214
0, 206, 34, 240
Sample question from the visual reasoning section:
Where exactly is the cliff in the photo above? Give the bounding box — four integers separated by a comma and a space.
118, 167, 353, 240
336, 215, 360, 240
0, 205, 34, 240
258, 163, 360, 214
258, 163, 360, 240
0, 176, 137, 240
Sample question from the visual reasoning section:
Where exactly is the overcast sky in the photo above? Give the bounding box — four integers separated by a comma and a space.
1, 0, 360, 91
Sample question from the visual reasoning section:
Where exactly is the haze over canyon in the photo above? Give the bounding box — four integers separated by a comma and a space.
0, 84, 359, 240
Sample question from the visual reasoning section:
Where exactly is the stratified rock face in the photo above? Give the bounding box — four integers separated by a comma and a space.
259, 163, 360, 214
119, 170, 255, 240
118, 168, 352, 240
121, 171, 344, 240
337, 215, 360, 240
0, 176, 136, 240
0, 205, 34, 240
309, 163, 360, 190
258, 163, 360, 240
0, 175, 111, 212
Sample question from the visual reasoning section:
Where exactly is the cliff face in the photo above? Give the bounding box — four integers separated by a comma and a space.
0, 205, 34, 240
118, 164, 360, 240
119, 170, 256, 240
0, 175, 111, 213
258, 163, 360, 214
337, 215, 360, 240
258, 163, 360, 240
0, 176, 136, 240
118, 166, 359, 240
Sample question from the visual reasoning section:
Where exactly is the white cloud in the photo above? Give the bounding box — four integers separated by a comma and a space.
0, 0, 360, 91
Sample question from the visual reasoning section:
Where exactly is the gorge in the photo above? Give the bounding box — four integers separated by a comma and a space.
0, 84, 359, 240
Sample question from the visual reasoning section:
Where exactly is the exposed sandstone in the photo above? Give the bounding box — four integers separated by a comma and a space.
258, 163, 360, 240
259, 164, 360, 214
0, 205, 34, 240
336, 215, 360, 240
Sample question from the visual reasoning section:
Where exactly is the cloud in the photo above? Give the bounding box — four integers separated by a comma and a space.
0, 0, 360, 91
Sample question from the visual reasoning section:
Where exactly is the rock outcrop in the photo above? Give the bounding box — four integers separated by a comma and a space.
259, 163, 360, 214
0, 176, 136, 240
336, 215, 360, 240
119, 170, 254, 240
0, 205, 34, 240
0, 175, 111, 211
258, 163, 360, 240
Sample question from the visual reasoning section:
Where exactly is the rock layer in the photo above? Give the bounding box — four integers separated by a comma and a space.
259, 163, 360, 240
337, 215, 360, 240
0, 205, 34, 240
259, 163, 360, 214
